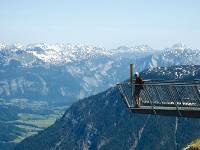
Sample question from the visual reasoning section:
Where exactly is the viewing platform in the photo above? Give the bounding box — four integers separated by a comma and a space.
117, 80, 200, 118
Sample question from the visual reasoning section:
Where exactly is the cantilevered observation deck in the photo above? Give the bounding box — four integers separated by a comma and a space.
117, 80, 200, 118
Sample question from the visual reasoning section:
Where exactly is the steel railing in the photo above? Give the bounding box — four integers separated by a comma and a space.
117, 80, 200, 111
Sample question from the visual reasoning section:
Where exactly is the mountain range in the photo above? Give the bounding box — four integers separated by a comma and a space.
1, 42, 200, 102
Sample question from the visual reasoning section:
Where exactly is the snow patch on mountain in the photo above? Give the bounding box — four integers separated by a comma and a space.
114, 44, 153, 53
0, 41, 7, 50
67, 66, 83, 76
83, 76, 99, 88
171, 42, 187, 50
100, 61, 113, 76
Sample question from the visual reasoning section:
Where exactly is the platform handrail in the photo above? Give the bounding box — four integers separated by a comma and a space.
116, 80, 200, 118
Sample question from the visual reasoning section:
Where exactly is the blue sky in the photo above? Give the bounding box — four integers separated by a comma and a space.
0, 0, 200, 49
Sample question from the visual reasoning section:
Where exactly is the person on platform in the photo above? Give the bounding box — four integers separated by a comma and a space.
134, 72, 144, 108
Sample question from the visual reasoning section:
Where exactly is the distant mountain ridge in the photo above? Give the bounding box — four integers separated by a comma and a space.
0, 42, 153, 66
1, 42, 200, 67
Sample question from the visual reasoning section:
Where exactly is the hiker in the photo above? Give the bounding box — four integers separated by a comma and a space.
134, 72, 144, 108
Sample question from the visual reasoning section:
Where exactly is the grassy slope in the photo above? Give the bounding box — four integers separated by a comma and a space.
184, 138, 200, 150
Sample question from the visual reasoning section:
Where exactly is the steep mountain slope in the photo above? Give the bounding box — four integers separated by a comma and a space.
15, 65, 200, 150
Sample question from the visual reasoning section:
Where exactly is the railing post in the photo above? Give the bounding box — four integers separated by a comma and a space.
130, 64, 133, 84
130, 64, 134, 106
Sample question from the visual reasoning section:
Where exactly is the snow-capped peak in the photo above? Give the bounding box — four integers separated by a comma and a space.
133, 44, 153, 52
12, 43, 25, 49
114, 44, 153, 53
171, 42, 187, 50
27, 43, 49, 50
0, 41, 7, 50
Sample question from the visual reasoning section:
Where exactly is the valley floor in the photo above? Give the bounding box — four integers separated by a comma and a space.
0, 98, 68, 149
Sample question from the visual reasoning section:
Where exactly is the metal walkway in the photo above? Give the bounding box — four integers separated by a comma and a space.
117, 80, 200, 118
